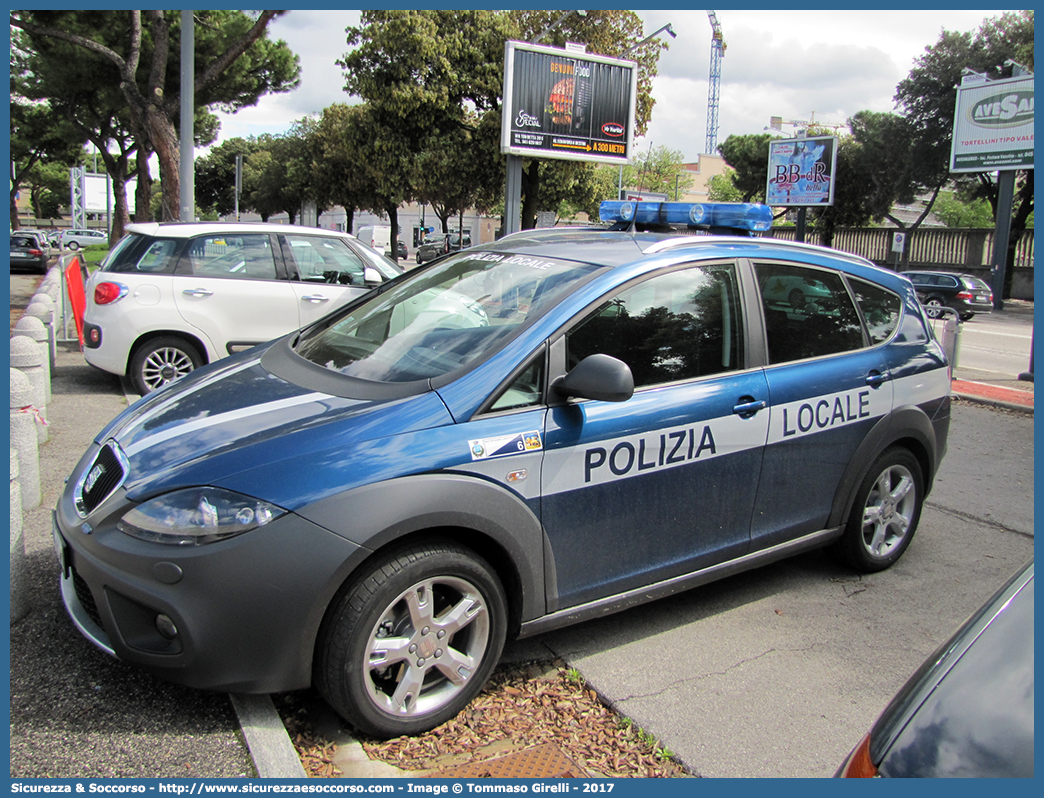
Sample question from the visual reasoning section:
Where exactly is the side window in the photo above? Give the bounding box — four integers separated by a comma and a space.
284, 235, 367, 285
184, 235, 277, 279
850, 278, 902, 345
755, 262, 864, 363
489, 354, 545, 412
566, 264, 743, 390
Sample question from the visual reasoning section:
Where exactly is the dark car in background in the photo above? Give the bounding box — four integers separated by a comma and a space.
416, 232, 472, 265
903, 271, 993, 320
836, 560, 1033, 778
396, 239, 408, 260
10, 232, 50, 274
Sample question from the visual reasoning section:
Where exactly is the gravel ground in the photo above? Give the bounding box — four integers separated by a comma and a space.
278, 661, 690, 779
9, 342, 255, 779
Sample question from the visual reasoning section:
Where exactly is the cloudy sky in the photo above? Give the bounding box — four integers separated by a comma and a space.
212, 8, 1014, 163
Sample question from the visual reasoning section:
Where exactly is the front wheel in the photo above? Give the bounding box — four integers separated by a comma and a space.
314, 541, 507, 738
130, 336, 203, 395
833, 447, 924, 573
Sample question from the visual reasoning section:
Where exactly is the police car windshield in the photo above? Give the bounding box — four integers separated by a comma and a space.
294, 250, 600, 382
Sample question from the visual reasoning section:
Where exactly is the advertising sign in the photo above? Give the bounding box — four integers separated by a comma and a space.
950, 74, 1034, 172
765, 136, 838, 206
501, 40, 637, 165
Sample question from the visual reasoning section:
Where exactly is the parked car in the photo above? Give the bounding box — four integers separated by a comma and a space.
81, 222, 402, 395
19, 228, 59, 252
396, 239, 408, 260
416, 232, 472, 264
60, 228, 109, 250
903, 270, 993, 320
10, 231, 50, 274
837, 560, 1033, 778
55, 201, 950, 739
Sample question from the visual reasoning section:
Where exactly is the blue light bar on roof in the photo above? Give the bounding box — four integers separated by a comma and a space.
599, 200, 772, 232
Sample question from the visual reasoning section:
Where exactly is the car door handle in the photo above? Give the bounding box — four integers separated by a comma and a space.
733, 398, 768, 417
300, 294, 330, 303
182, 288, 214, 297
865, 371, 889, 388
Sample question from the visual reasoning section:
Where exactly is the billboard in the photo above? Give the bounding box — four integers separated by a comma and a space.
501, 40, 637, 165
765, 136, 838, 206
74, 170, 136, 213
950, 74, 1034, 173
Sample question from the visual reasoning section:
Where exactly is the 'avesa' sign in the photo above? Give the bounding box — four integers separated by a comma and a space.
950, 74, 1034, 172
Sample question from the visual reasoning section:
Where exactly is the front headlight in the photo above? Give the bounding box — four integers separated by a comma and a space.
117, 487, 287, 546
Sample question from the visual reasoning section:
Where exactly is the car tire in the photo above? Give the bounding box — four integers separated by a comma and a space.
923, 297, 943, 318
833, 447, 923, 573
67, 241, 80, 251
960, 313, 975, 321
314, 540, 507, 738
130, 336, 203, 395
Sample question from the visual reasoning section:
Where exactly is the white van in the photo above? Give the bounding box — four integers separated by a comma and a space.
355, 225, 392, 256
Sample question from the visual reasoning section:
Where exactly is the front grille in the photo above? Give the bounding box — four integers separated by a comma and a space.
75, 440, 128, 517
72, 566, 103, 629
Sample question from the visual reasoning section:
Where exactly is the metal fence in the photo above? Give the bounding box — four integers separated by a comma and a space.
766, 226, 1035, 272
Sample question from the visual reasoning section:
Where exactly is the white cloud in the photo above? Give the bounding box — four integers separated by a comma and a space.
211, 8, 1017, 162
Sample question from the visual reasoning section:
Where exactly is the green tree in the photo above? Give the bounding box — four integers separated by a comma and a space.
241, 128, 316, 223
895, 10, 1033, 295
11, 10, 300, 222
309, 104, 368, 233
195, 137, 260, 218
621, 145, 694, 199
706, 169, 745, 203
9, 100, 83, 229
340, 9, 512, 250
933, 189, 995, 228
716, 134, 773, 202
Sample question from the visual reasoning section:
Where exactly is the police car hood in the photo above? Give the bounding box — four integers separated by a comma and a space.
100, 348, 454, 503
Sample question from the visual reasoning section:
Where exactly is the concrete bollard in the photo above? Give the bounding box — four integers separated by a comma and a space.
38, 276, 61, 303
9, 370, 41, 510
29, 293, 58, 370
10, 448, 30, 624
11, 316, 52, 402
10, 338, 49, 444
25, 299, 57, 367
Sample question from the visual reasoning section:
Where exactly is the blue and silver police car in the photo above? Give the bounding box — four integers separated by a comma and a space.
55, 201, 950, 737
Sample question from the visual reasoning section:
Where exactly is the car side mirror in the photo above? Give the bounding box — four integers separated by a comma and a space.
363, 266, 382, 285
552, 354, 634, 403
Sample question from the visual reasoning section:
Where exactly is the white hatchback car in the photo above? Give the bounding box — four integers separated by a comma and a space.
82, 222, 402, 394
60, 228, 109, 249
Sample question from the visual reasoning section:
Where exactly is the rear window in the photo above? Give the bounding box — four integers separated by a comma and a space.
101, 235, 182, 274
960, 276, 991, 291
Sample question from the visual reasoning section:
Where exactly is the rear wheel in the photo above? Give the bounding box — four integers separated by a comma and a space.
833, 447, 923, 573
923, 297, 943, 318
314, 540, 507, 738
67, 241, 80, 251
130, 336, 203, 395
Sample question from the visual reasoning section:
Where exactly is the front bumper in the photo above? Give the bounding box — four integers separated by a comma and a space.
54, 485, 365, 694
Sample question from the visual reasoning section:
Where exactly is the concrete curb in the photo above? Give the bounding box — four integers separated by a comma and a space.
952, 390, 1034, 415
229, 694, 309, 779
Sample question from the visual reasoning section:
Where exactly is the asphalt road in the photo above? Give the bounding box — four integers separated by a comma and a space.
952, 308, 1034, 381
506, 400, 1034, 777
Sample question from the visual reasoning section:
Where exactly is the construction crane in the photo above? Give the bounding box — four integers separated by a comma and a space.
705, 10, 725, 154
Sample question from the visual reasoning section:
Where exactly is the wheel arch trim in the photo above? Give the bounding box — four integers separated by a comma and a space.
297, 472, 546, 633
828, 406, 937, 530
